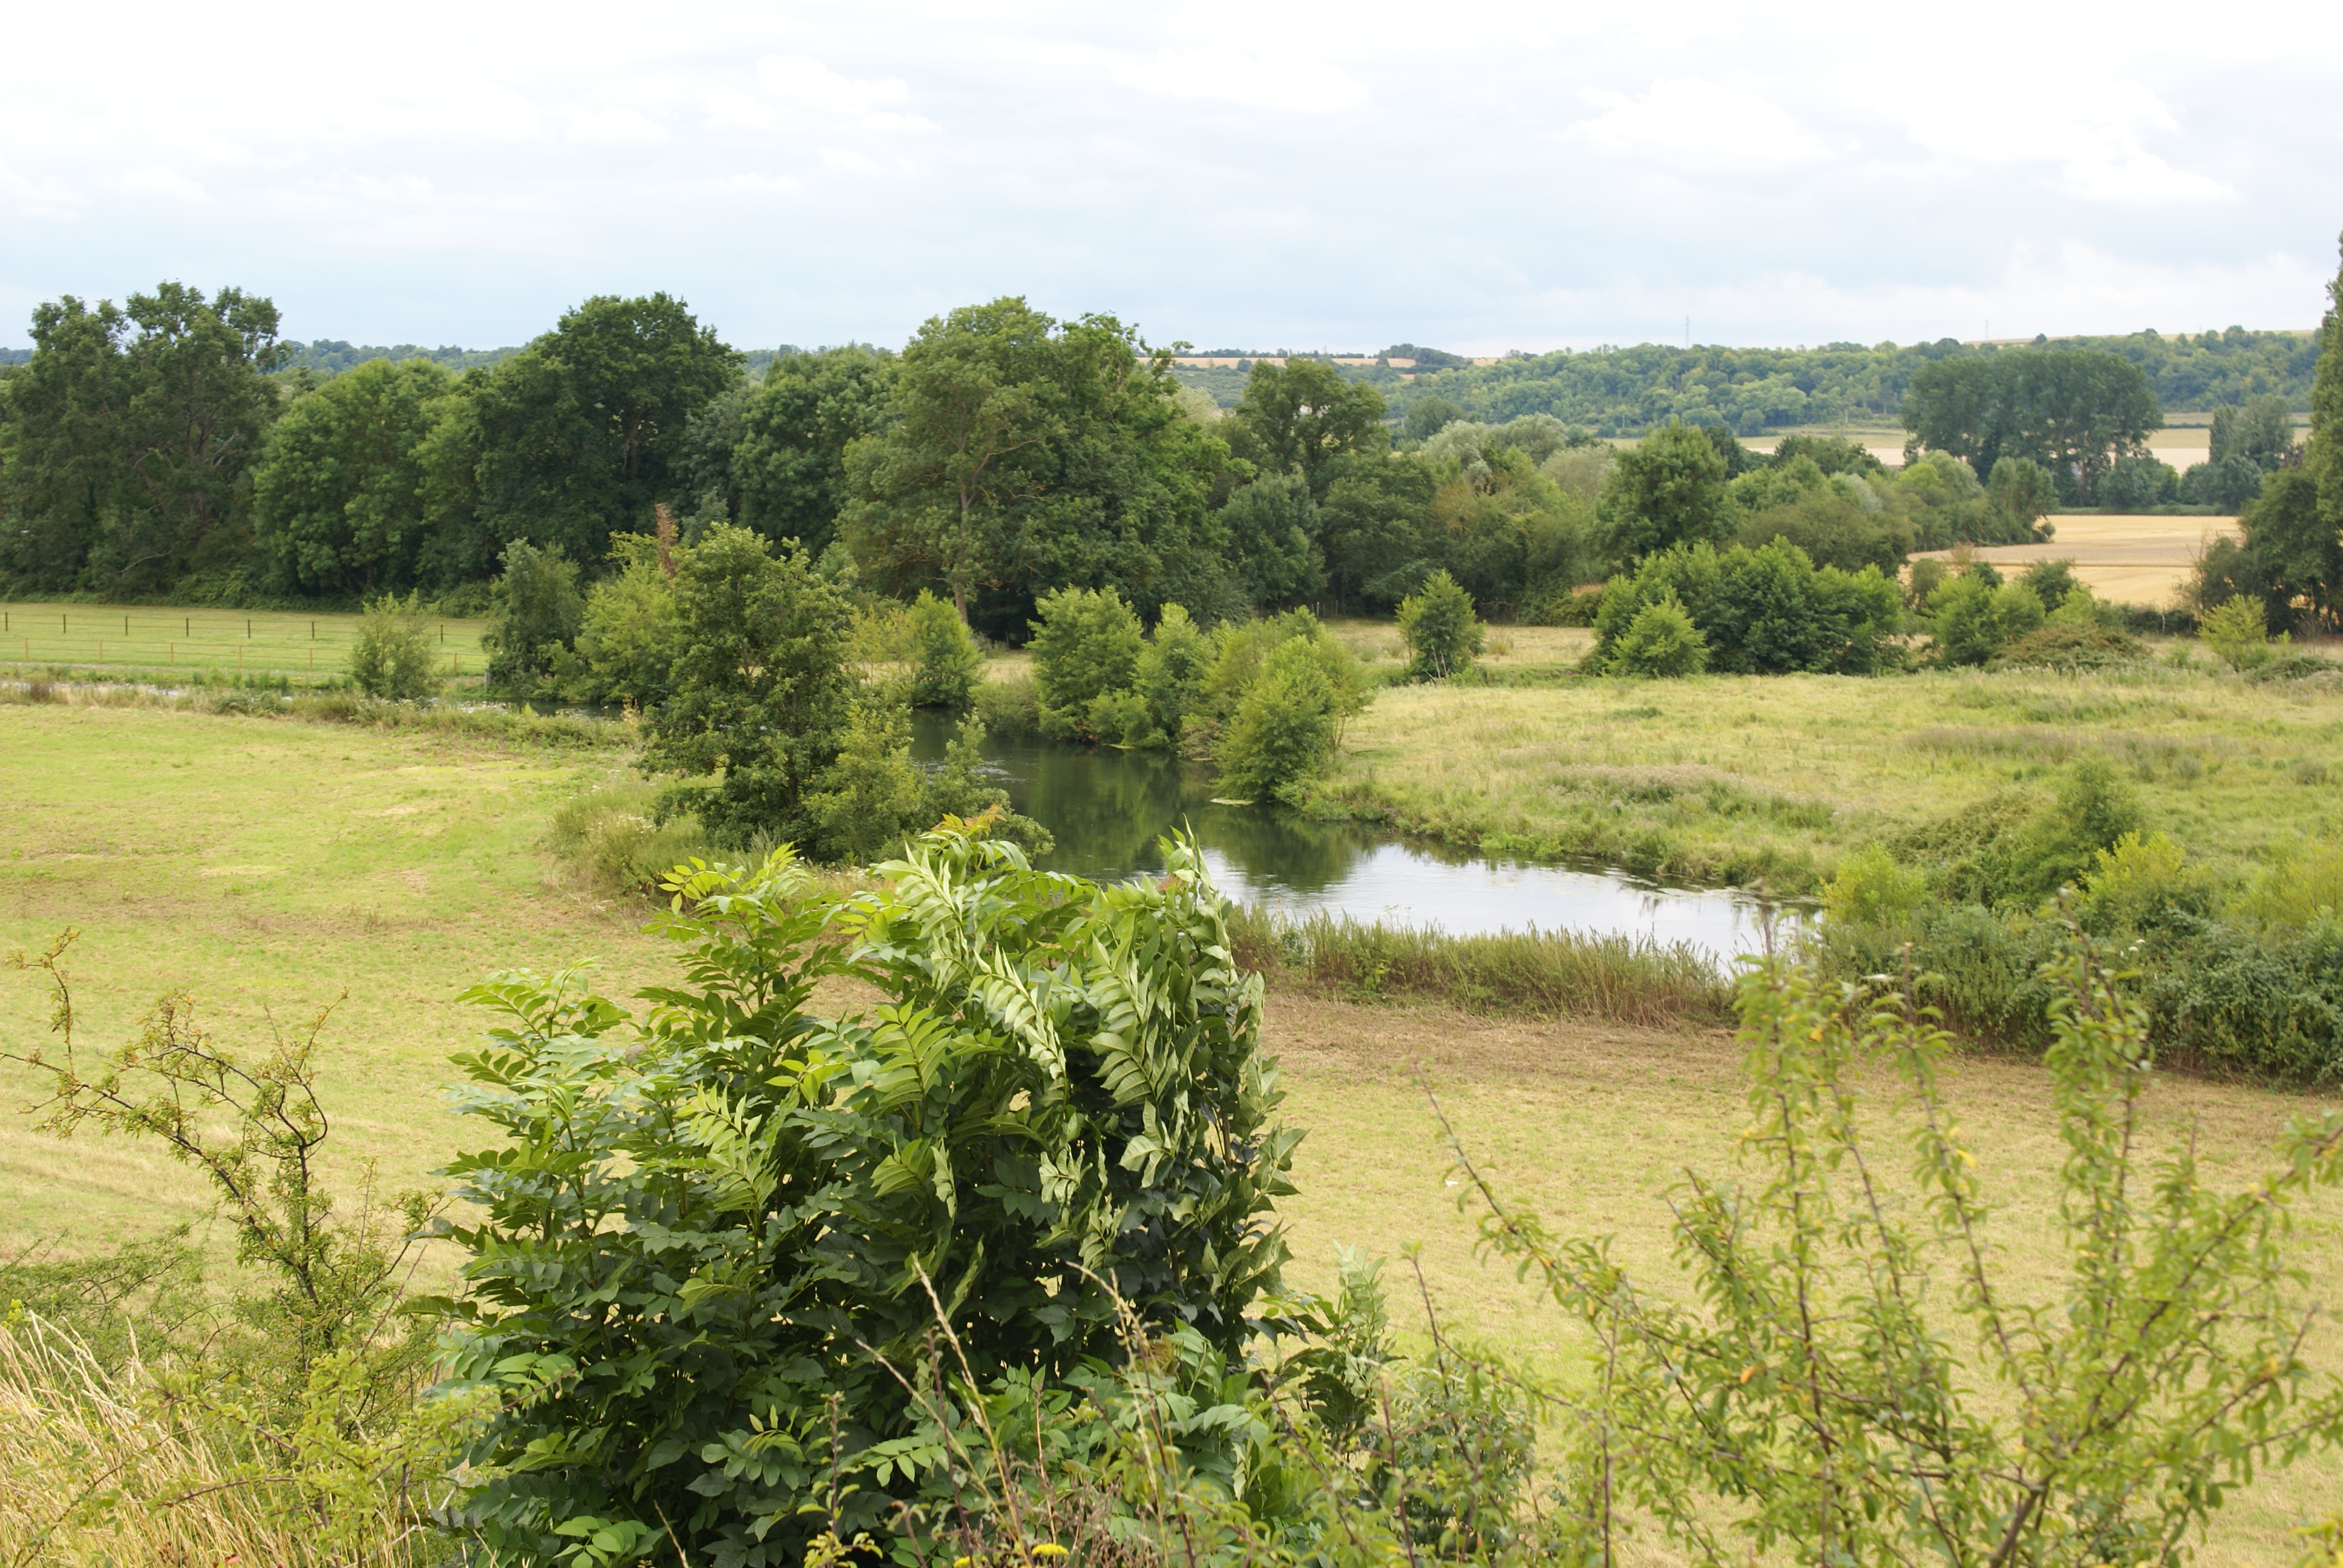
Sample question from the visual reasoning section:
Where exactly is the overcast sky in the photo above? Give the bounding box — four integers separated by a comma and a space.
4, 0, 2339, 356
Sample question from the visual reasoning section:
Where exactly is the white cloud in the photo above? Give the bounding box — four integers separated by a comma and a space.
118, 165, 209, 203
1106, 47, 1368, 112
1852, 77, 2233, 205
756, 55, 913, 117
0, 155, 82, 220
1565, 79, 1829, 171
566, 107, 667, 145
0, 0, 2335, 350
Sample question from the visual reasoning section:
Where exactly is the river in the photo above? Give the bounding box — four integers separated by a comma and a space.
912, 716, 1801, 959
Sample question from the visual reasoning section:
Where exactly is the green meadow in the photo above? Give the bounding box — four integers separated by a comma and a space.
0, 600, 490, 683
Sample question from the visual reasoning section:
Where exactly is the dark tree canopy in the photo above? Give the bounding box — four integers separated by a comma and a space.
842, 297, 1236, 638
0, 283, 283, 593
1223, 357, 1389, 497
431, 293, 739, 579
725, 346, 896, 555
254, 357, 451, 594
1902, 347, 2160, 503
1597, 421, 1732, 563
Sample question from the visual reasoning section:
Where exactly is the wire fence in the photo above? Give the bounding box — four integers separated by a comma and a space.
0, 603, 493, 679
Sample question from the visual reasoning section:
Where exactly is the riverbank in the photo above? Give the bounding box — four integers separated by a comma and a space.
1316, 655, 2343, 894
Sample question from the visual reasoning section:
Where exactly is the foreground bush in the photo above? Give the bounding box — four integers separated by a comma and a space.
2, 932, 472, 1564
441, 824, 1299, 1564
1395, 568, 1484, 680
1449, 938, 2343, 1565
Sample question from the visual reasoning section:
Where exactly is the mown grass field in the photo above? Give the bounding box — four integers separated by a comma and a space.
1321, 654, 2343, 895
0, 601, 491, 682
3, 693, 2341, 1557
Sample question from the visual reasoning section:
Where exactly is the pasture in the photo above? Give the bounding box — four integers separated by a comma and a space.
1320, 652, 2343, 893
0, 601, 491, 682
2, 690, 2341, 1557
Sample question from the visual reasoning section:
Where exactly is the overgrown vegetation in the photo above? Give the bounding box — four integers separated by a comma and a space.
15, 849, 2342, 1564
1, 930, 473, 1564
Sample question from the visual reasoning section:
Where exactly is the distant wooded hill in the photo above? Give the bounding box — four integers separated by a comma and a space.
1167, 330, 2321, 434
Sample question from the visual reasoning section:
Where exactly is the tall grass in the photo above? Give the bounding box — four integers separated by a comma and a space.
0, 676, 629, 749
1226, 905, 1729, 1027
548, 777, 712, 895
0, 1319, 438, 1567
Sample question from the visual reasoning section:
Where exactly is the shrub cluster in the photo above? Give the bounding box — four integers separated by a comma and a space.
1588, 538, 1904, 677
1027, 587, 1374, 803
1816, 761, 2343, 1080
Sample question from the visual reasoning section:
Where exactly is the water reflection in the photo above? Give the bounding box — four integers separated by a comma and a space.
913, 716, 1800, 959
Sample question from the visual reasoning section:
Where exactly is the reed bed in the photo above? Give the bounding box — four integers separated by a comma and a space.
1227, 904, 1731, 1027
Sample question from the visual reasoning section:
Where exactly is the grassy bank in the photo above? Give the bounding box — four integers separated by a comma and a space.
1319, 656, 2343, 893
0, 700, 667, 1259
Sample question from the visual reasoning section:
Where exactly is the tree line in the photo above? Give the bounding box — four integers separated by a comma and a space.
0, 279, 2295, 633
1352, 325, 2317, 439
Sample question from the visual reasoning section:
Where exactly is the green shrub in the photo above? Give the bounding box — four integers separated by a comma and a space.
802, 687, 934, 863
1987, 619, 2148, 672
480, 539, 585, 694
907, 589, 982, 709
1134, 601, 1210, 742
1593, 539, 1901, 676
439, 825, 1299, 1565
2018, 556, 2081, 610
1030, 585, 1144, 739
1521, 581, 1606, 626
1607, 592, 1707, 677
1820, 843, 1927, 930
1084, 686, 1153, 746
2198, 593, 2283, 670
1396, 568, 1485, 680
569, 535, 680, 707
1928, 572, 2045, 665
640, 524, 857, 850
348, 590, 440, 701
1451, 936, 2343, 1564
1904, 555, 1947, 609
2238, 841, 2343, 928
2076, 831, 2217, 934
1986, 454, 2056, 534
1216, 635, 1342, 802
971, 671, 1040, 737
2244, 650, 2343, 683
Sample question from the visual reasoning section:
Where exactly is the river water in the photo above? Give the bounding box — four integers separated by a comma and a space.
912, 717, 1799, 958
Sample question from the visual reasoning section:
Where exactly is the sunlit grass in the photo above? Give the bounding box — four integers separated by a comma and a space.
0, 599, 491, 683
1323, 657, 2343, 892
